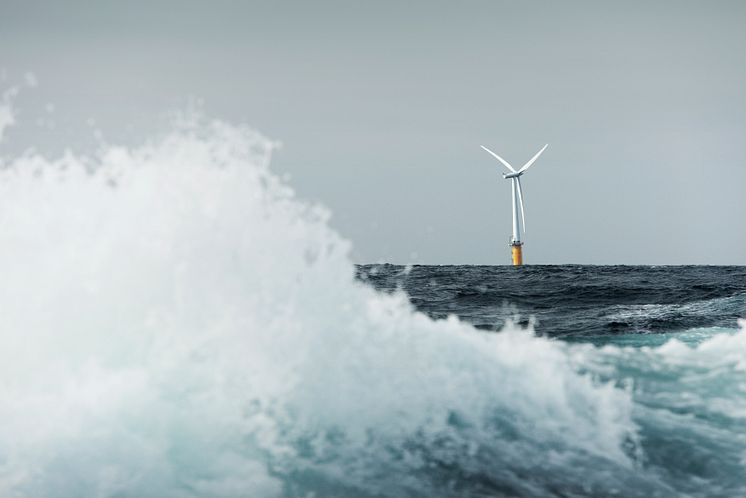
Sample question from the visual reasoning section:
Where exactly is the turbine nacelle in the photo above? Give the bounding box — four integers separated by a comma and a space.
502, 171, 523, 179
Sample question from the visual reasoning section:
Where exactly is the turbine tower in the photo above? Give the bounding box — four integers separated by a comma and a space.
480, 144, 548, 266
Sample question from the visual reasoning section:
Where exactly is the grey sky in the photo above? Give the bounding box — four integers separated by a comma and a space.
2, 0, 745, 264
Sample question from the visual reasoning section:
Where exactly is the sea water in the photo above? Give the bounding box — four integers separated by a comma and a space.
0, 100, 744, 496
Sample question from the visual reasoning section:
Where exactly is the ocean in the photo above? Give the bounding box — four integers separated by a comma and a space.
356, 264, 746, 496
0, 108, 744, 497
357, 264, 746, 345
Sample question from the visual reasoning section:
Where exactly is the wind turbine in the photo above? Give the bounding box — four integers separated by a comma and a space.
480, 144, 548, 266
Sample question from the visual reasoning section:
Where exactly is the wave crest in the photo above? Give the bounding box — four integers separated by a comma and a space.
0, 112, 736, 496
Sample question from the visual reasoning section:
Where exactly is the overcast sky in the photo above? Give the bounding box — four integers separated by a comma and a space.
2, 0, 745, 264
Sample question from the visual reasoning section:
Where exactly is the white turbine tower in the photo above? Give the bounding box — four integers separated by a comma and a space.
480, 144, 548, 265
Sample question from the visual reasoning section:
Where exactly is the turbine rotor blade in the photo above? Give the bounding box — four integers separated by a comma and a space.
516, 177, 526, 233
480, 145, 516, 173
517, 144, 548, 173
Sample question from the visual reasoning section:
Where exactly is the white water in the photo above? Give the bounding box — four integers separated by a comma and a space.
0, 101, 744, 496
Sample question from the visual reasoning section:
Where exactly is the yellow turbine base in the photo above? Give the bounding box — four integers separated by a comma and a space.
511, 244, 523, 266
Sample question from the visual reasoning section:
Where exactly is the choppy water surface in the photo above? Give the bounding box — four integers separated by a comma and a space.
357, 264, 746, 345
0, 93, 744, 496
355, 265, 746, 496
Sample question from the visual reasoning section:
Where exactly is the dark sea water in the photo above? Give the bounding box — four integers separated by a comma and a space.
357, 265, 746, 346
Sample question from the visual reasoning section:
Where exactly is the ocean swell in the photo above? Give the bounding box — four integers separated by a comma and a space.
0, 110, 742, 496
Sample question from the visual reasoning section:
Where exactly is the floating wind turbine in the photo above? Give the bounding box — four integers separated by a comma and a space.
480, 144, 548, 265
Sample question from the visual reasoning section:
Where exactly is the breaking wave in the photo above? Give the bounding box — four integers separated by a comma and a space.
0, 105, 743, 496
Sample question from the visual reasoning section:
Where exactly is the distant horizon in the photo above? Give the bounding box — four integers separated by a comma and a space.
354, 262, 746, 267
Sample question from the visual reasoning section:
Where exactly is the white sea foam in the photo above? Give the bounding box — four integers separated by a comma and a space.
0, 108, 743, 496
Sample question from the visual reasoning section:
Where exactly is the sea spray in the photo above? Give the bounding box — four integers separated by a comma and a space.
0, 109, 742, 496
